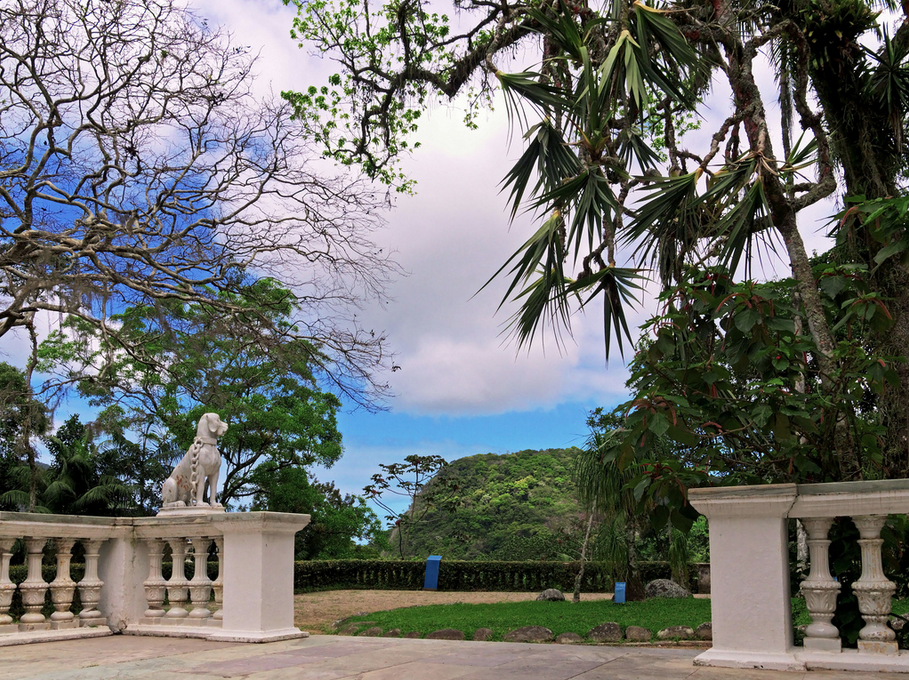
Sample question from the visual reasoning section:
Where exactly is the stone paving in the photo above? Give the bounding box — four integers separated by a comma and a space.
3, 634, 909, 680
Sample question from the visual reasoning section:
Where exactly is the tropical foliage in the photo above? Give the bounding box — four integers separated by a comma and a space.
38, 278, 345, 507
250, 462, 382, 559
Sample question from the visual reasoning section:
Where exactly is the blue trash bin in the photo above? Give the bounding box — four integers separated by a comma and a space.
614, 582, 626, 604
424, 555, 442, 590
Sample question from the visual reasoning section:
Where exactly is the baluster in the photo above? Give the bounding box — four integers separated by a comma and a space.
78, 539, 105, 626
49, 538, 77, 628
165, 538, 189, 619
143, 539, 167, 619
0, 538, 16, 630
211, 536, 224, 620
799, 518, 841, 651
188, 537, 212, 619
852, 515, 898, 654
19, 537, 48, 627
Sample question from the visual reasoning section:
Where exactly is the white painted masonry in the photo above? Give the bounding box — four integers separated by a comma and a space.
0, 510, 309, 646
690, 479, 909, 673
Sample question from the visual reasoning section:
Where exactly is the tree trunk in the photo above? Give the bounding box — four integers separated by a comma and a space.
573, 513, 596, 603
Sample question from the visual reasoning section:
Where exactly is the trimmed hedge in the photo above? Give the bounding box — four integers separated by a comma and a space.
294, 559, 698, 593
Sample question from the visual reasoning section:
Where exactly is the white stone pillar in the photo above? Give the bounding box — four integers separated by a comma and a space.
852, 515, 897, 655
49, 538, 77, 628
0, 538, 16, 630
19, 537, 48, 628
800, 517, 841, 651
165, 538, 189, 619
209, 512, 309, 642
78, 538, 105, 626
188, 537, 212, 619
143, 539, 167, 619
688, 485, 801, 671
212, 536, 224, 621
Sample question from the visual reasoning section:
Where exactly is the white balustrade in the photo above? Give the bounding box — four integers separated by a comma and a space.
0, 510, 308, 646
19, 538, 48, 627
164, 538, 190, 619
142, 538, 167, 619
49, 538, 77, 627
211, 536, 224, 620
690, 479, 909, 673
0, 539, 14, 630
188, 537, 212, 619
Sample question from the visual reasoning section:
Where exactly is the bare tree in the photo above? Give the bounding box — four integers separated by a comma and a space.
0, 0, 397, 405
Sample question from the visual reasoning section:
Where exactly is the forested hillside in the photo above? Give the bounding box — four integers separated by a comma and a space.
400, 448, 586, 560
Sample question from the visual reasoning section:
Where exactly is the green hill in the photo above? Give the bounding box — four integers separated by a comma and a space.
399, 447, 586, 560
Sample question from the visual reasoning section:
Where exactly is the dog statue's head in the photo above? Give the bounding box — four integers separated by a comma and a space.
196, 412, 228, 440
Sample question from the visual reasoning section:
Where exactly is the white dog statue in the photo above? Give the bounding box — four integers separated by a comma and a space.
160, 412, 228, 510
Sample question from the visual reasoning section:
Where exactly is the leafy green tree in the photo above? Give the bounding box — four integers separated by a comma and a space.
0, 362, 49, 512
287, 0, 909, 483
364, 454, 460, 558
250, 462, 381, 559
39, 279, 345, 508
41, 416, 134, 516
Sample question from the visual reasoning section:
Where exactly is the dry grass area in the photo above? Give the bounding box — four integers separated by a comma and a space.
294, 589, 615, 634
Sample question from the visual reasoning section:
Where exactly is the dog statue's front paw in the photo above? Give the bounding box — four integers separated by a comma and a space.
210, 502, 223, 508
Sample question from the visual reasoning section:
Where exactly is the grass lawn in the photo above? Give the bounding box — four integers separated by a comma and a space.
341, 597, 909, 642
341, 598, 713, 641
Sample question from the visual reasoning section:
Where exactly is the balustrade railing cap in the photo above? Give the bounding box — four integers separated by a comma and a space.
0, 510, 311, 540
688, 484, 798, 518
0, 511, 130, 539
791, 479, 909, 518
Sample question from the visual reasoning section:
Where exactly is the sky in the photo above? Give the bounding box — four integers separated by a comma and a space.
0, 0, 841, 517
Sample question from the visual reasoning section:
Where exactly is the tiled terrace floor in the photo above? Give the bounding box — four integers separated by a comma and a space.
6, 634, 909, 680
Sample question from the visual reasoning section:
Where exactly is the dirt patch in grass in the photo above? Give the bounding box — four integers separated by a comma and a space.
294, 590, 615, 634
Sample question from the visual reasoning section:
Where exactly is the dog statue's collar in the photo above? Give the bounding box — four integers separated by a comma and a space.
195, 436, 218, 445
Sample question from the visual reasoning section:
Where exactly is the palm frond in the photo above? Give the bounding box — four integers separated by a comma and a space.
568, 267, 644, 362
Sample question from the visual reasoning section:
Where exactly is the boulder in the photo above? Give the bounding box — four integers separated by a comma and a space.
657, 625, 695, 640
404, 631, 422, 639
536, 588, 566, 602
383, 629, 402, 637
587, 622, 622, 642
359, 626, 384, 637
696, 622, 712, 641
503, 626, 554, 642
426, 628, 465, 640
555, 632, 584, 644
473, 627, 494, 641
624, 626, 652, 642
645, 579, 691, 599
890, 616, 907, 632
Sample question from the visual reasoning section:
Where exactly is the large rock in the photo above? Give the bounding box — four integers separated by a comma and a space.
359, 626, 384, 637
696, 622, 712, 641
645, 579, 691, 599
555, 632, 584, 644
426, 628, 465, 640
657, 625, 695, 640
625, 626, 652, 642
587, 622, 622, 642
504, 626, 554, 642
536, 588, 566, 602
473, 627, 494, 641
404, 631, 422, 639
